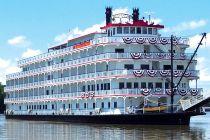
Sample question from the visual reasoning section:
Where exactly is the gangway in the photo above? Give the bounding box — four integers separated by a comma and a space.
180, 95, 210, 111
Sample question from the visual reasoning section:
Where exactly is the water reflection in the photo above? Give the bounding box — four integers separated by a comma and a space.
0, 113, 210, 140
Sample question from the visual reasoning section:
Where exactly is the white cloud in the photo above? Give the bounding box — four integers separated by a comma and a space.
196, 57, 210, 82
21, 48, 42, 58
7, 35, 31, 47
163, 20, 207, 33
0, 58, 21, 85
53, 7, 130, 45
189, 33, 210, 49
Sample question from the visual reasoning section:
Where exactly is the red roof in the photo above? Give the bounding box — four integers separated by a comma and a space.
100, 20, 164, 29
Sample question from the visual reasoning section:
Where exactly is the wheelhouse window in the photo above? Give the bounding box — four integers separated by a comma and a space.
130, 27, 135, 34
117, 27, 122, 34
113, 28, 116, 35
137, 27, 141, 34
153, 28, 157, 35
148, 28, 152, 34
123, 27, 129, 34
124, 64, 134, 70
142, 27, 147, 34
115, 48, 124, 53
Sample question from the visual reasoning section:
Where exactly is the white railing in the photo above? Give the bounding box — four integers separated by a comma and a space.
4, 69, 198, 92
17, 36, 189, 67
7, 52, 194, 80
4, 88, 202, 104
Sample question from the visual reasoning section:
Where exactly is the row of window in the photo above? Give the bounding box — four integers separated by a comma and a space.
22, 101, 118, 110
107, 26, 158, 36
124, 64, 184, 70
119, 82, 170, 89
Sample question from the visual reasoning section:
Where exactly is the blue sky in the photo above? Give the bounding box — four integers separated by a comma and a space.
0, 0, 210, 94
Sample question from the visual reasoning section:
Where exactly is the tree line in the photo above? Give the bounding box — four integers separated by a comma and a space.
0, 83, 5, 114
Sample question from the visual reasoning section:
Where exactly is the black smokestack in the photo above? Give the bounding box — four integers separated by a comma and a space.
132, 8, 139, 22
105, 7, 112, 25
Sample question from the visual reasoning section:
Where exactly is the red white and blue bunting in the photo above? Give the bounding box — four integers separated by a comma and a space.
122, 37, 182, 45
160, 70, 170, 77
178, 89, 187, 96
133, 70, 144, 77
130, 52, 141, 59
190, 89, 198, 96
135, 37, 146, 44
147, 70, 157, 77
142, 88, 151, 96
122, 37, 134, 44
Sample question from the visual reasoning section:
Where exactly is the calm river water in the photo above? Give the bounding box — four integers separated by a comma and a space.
0, 113, 210, 140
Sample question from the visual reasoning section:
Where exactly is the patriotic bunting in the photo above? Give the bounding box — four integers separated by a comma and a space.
133, 70, 144, 77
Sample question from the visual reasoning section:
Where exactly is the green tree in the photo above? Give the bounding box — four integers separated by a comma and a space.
0, 83, 5, 113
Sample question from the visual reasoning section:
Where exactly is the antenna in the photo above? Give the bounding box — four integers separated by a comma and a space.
144, 11, 154, 23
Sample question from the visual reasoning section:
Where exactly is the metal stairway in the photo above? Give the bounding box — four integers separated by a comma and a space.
180, 95, 210, 111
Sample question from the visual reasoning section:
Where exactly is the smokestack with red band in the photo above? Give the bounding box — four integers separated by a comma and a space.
132, 8, 139, 22
105, 7, 112, 25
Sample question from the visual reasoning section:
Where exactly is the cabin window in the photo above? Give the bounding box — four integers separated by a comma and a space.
101, 84, 104, 90
115, 48, 124, 53
113, 28, 116, 35
163, 65, 171, 70
141, 64, 149, 70
148, 28, 153, 34
153, 28, 157, 35
134, 82, 139, 88
124, 64, 134, 70
93, 103, 95, 109
156, 83, 162, 88
108, 29, 111, 37
119, 82, 124, 89
108, 102, 111, 108
141, 82, 146, 88
181, 83, 186, 88
88, 85, 90, 91
148, 82, 153, 89
51, 90, 54, 95
82, 85, 85, 92
76, 103, 79, 109
91, 85, 95, 91
63, 104, 65, 109
123, 27, 129, 34
61, 59, 64, 63
114, 102, 117, 108
45, 105, 47, 109
46, 90, 49, 95
165, 83, 169, 89
177, 65, 184, 70
117, 27, 122, 34
52, 104, 54, 109
126, 82, 132, 89
130, 27, 135, 34
34, 105, 36, 110
101, 102, 104, 108
84, 103, 87, 109
97, 84, 99, 91
19, 106, 21, 110
142, 27, 147, 34
68, 104, 71, 108
137, 27, 141, 34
